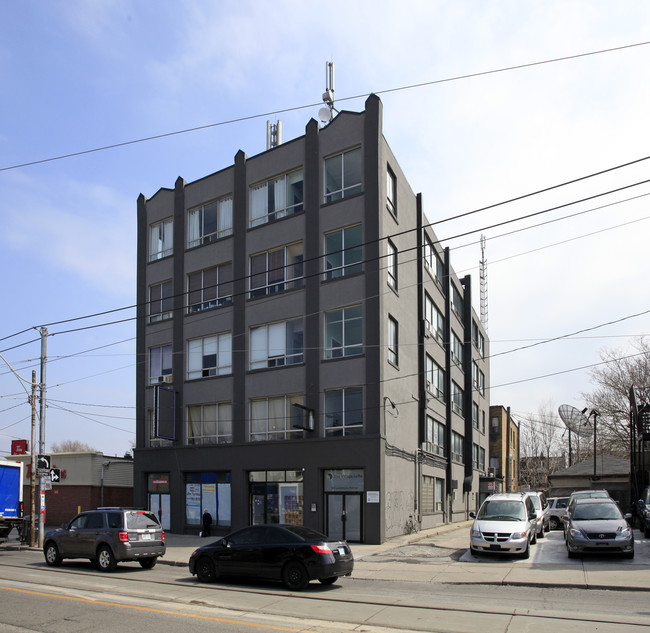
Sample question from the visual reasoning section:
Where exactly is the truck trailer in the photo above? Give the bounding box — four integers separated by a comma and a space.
0, 460, 24, 542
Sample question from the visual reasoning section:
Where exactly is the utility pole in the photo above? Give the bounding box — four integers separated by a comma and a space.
30, 371, 37, 547
38, 327, 48, 548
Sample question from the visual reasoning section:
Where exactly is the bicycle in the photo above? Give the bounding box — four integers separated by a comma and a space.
405, 514, 419, 534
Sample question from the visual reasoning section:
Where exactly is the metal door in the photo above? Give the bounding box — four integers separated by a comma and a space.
326, 493, 361, 542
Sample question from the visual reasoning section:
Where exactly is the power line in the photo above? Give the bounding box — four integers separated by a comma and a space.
2, 41, 649, 173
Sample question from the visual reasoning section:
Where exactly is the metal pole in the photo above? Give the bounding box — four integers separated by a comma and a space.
38, 327, 48, 548
593, 411, 598, 480
30, 371, 37, 547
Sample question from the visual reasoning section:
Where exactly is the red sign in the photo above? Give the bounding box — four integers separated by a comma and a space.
11, 440, 28, 455
152, 478, 168, 485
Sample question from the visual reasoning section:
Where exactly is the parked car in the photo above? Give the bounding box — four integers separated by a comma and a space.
189, 524, 354, 590
43, 508, 165, 571
547, 497, 569, 530
563, 490, 611, 539
565, 498, 634, 559
525, 491, 550, 537
469, 492, 538, 559
637, 486, 650, 537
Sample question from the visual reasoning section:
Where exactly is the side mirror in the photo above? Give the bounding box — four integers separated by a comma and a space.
624, 513, 633, 521
638, 500, 645, 508
469, 512, 476, 519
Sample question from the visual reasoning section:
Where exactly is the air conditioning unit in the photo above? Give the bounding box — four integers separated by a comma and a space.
423, 320, 431, 338
487, 468, 495, 478
163, 375, 173, 383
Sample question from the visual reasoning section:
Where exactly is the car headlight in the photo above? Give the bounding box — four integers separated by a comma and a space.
511, 532, 524, 539
569, 528, 585, 539
619, 527, 632, 538
471, 528, 482, 538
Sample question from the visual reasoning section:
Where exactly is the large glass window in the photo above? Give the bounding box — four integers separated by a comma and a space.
424, 293, 444, 343
452, 381, 464, 416
187, 263, 233, 313
185, 472, 231, 528
452, 284, 464, 318
250, 169, 303, 228
423, 233, 443, 286
425, 415, 445, 456
149, 281, 173, 323
250, 395, 303, 441
249, 470, 303, 525
187, 333, 232, 379
325, 305, 363, 358
149, 344, 172, 384
187, 403, 232, 445
188, 196, 233, 248
452, 332, 463, 367
452, 431, 464, 463
250, 319, 304, 369
250, 243, 304, 298
425, 354, 445, 401
149, 218, 173, 261
325, 386, 363, 436
387, 166, 397, 216
324, 224, 362, 280
324, 147, 362, 203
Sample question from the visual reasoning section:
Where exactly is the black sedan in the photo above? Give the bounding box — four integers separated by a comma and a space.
189, 524, 354, 590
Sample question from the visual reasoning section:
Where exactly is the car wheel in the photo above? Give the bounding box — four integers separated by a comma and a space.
520, 543, 530, 559
531, 530, 537, 545
318, 576, 338, 585
538, 527, 545, 539
282, 561, 309, 591
549, 517, 560, 531
96, 545, 117, 572
195, 556, 217, 583
139, 557, 157, 569
44, 542, 62, 567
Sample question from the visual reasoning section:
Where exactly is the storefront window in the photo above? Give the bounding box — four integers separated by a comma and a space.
185, 472, 231, 527
249, 470, 303, 525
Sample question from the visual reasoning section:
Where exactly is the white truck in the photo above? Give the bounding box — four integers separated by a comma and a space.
0, 460, 24, 543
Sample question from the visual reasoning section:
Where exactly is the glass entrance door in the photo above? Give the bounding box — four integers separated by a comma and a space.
150, 493, 170, 530
327, 493, 361, 542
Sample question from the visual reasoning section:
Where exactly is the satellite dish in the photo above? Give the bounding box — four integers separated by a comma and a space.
558, 404, 593, 438
318, 107, 333, 123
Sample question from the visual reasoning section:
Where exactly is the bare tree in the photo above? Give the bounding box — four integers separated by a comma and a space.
581, 337, 650, 457
518, 400, 567, 491
51, 440, 98, 453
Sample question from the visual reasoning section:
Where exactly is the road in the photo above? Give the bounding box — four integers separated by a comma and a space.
1, 532, 650, 632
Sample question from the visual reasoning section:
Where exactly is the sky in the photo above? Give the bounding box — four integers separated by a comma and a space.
1, 1, 650, 458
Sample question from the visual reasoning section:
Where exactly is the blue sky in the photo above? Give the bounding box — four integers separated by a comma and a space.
2, 1, 650, 457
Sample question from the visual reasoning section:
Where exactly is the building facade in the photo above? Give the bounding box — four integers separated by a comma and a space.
135, 95, 490, 543
486, 405, 520, 500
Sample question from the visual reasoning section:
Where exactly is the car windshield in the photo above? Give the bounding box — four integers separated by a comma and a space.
477, 500, 526, 521
573, 503, 622, 521
529, 496, 541, 510
126, 511, 161, 529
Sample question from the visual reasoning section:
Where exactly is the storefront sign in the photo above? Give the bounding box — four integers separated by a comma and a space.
324, 469, 364, 492
366, 491, 380, 503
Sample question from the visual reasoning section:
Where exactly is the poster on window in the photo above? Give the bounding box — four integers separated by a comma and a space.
186, 483, 201, 524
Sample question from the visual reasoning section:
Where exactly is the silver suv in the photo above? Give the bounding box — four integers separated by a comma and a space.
470, 492, 538, 559
43, 508, 165, 571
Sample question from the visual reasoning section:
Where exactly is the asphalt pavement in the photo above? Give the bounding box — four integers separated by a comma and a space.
6, 522, 650, 591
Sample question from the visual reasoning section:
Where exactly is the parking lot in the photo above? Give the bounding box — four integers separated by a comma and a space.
460, 527, 650, 564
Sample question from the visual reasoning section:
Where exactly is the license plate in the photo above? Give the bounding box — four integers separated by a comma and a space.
489, 544, 501, 551
338, 547, 346, 555
141, 533, 152, 540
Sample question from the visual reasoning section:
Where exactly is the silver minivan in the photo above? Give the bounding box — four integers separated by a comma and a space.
470, 492, 538, 558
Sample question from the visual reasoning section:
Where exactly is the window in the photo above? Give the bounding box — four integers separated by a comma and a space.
472, 402, 479, 429
324, 224, 362, 279
388, 316, 398, 366
425, 415, 445, 456
188, 263, 233, 313
250, 169, 303, 228
473, 362, 485, 396
150, 344, 172, 384
188, 196, 233, 248
250, 319, 304, 369
452, 332, 463, 366
452, 381, 464, 416
435, 479, 444, 512
187, 402, 232, 445
387, 239, 398, 290
387, 166, 397, 216
149, 281, 173, 323
250, 394, 303, 441
325, 305, 362, 358
480, 447, 486, 471
473, 444, 480, 469
324, 147, 362, 203
425, 354, 445, 400
452, 431, 464, 463
250, 243, 303, 298
325, 386, 363, 436
424, 294, 444, 343
422, 476, 434, 514
423, 233, 443, 286
491, 416, 499, 431
187, 333, 232, 379
149, 218, 173, 261
451, 284, 464, 318
472, 320, 485, 358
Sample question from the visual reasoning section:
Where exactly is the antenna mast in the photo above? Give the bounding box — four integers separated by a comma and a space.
480, 234, 488, 330
318, 61, 337, 125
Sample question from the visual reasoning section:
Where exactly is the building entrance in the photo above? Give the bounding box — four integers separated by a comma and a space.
326, 493, 361, 541
149, 493, 170, 530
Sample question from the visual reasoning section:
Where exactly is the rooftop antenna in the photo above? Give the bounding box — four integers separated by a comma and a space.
266, 120, 282, 150
479, 234, 488, 330
318, 61, 337, 125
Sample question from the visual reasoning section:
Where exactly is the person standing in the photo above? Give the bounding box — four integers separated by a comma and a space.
202, 509, 213, 537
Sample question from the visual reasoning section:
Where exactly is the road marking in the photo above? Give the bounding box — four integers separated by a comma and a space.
0, 585, 303, 632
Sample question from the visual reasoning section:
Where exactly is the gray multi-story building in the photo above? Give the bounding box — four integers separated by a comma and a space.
135, 94, 490, 544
